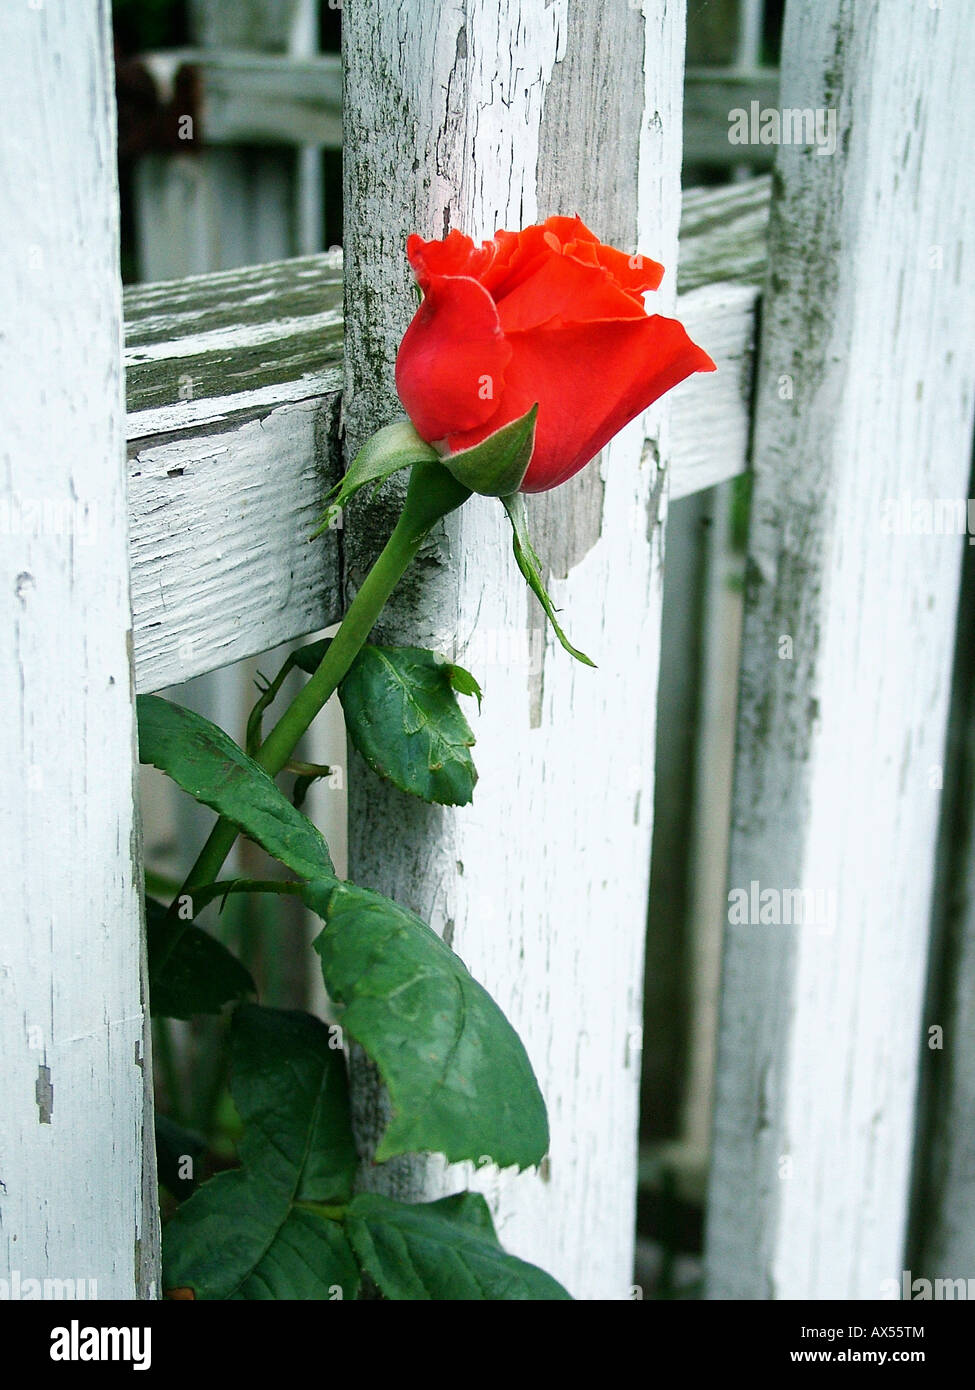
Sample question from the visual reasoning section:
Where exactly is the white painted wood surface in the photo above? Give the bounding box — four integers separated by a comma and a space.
134, 0, 336, 978
0, 0, 157, 1298
670, 282, 756, 501
706, 0, 975, 1299
124, 254, 344, 692
342, 0, 689, 1299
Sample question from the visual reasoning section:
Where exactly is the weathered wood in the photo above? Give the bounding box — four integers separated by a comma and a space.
124, 174, 769, 692
656, 157, 770, 505
342, 0, 691, 1300
0, 0, 158, 1297
139, 38, 780, 170
669, 282, 757, 501
677, 176, 770, 294
135, 0, 333, 1084
131, 2, 341, 696
140, 45, 773, 170
706, 0, 975, 1299
125, 254, 344, 693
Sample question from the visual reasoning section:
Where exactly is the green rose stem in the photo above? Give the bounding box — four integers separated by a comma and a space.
174, 459, 471, 905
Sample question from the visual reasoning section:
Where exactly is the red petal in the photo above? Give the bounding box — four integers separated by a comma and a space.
590, 242, 665, 296
540, 214, 601, 246
446, 315, 716, 492
395, 274, 512, 441
480, 224, 558, 299
535, 215, 664, 295
407, 230, 496, 291
496, 250, 646, 333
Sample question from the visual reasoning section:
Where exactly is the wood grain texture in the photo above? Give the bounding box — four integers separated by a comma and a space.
670, 282, 757, 501
124, 254, 344, 692
0, 0, 158, 1297
705, 0, 975, 1299
342, 0, 689, 1299
677, 176, 770, 294
124, 174, 768, 692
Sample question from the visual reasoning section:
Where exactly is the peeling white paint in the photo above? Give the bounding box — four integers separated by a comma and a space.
0, 0, 158, 1298
707, 0, 975, 1300
344, 0, 689, 1299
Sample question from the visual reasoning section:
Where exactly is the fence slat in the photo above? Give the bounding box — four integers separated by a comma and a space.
342, 0, 689, 1299
0, 0, 158, 1298
706, 0, 975, 1299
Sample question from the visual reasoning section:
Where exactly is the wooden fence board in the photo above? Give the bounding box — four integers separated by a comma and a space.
341, 0, 691, 1300
706, 0, 975, 1299
0, 0, 158, 1298
125, 254, 344, 692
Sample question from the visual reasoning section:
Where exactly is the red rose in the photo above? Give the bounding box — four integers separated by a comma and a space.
395, 216, 715, 494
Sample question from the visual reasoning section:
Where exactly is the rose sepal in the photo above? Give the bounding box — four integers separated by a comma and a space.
500, 492, 595, 668
440, 404, 538, 497
313, 420, 440, 535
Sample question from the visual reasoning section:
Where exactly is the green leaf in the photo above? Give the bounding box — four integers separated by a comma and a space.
314, 419, 439, 532
146, 896, 255, 1018
155, 1114, 207, 1200
421, 1190, 501, 1238
137, 695, 336, 881
162, 1004, 359, 1300
292, 637, 331, 676
441, 403, 538, 496
339, 645, 478, 806
445, 661, 482, 711
345, 1193, 572, 1300
303, 881, 549, 1170
501, 492, 596, 667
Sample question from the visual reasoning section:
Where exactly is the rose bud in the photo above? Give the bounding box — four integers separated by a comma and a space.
395, 216, 715, 495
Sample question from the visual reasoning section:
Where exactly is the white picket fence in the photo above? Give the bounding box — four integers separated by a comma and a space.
2, 0, 974, 1301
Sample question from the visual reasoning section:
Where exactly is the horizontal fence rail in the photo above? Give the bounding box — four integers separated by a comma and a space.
126, 177, 770, 694
684, 66, 781, 168
126, 253, 343, 691
137, 49, 343, 148
705, 0, 975, 1299
132, 50, 775, 167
